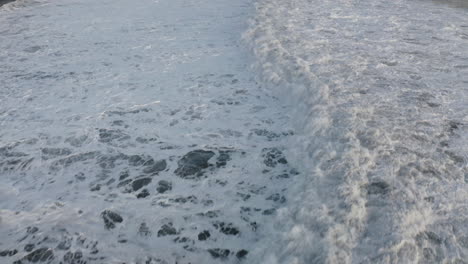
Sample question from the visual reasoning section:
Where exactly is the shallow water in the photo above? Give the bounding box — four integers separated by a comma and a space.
1, 0, 467, 263
0, 0, 296, 263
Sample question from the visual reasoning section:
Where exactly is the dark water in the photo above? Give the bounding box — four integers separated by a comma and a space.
430, 0, 468, 8
0, 0, 14, 7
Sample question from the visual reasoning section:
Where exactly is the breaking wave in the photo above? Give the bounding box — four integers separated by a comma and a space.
245, 0, 468, 263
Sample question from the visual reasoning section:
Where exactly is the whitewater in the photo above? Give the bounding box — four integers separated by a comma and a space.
0, 0, 467, 263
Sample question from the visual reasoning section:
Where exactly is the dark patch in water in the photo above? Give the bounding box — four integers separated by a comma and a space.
366, 181, 390, 195
175, 150, 215, 178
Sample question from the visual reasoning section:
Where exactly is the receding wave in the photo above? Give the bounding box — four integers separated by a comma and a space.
244, 0, 468, 263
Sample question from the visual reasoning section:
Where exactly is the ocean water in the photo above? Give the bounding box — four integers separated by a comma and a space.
0, 0, 295, 263
245, 0, 468, 263
0, 0, 467, 263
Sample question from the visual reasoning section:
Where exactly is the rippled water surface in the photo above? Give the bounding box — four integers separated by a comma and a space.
0, 0, 296, 263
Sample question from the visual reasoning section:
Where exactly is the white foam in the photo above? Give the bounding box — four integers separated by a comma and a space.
245, 0, 468, 262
